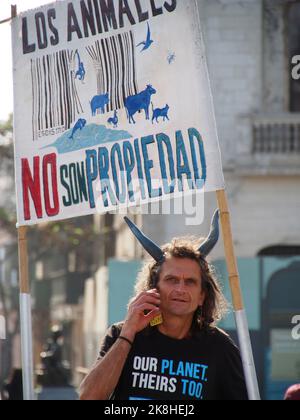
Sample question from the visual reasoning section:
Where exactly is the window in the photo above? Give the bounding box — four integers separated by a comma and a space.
258, 245, 300, 256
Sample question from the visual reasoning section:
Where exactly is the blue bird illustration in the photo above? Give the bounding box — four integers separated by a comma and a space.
137, 22, 154, 52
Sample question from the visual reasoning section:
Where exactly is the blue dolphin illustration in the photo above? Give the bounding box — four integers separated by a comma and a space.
69, 118, 87, 140
136, 22, 153, 52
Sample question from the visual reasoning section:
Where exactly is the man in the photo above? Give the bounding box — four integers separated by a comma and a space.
284, 384, 300, 400
80, 211, 248, 400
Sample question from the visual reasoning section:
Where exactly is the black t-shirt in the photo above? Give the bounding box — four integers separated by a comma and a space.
98, 323, 248, 401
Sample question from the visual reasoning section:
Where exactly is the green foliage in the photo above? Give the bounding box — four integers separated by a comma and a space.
0, 114, 99, 272
0, 114, 14, 160
0, 114, 13, 137
0, 114, 16, 228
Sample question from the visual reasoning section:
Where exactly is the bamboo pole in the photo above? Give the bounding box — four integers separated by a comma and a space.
216, 189, 260, 400
216, 190, 244, 310
12, 4, 35, 400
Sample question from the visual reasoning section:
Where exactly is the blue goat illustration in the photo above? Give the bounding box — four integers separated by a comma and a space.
125, 85, 157, 124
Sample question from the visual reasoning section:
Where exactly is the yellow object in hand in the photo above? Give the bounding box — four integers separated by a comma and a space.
150, 313, 163, 327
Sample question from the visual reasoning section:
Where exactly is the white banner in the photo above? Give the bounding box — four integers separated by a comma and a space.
12, 0, 224, 226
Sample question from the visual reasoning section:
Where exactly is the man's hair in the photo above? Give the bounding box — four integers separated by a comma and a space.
133, 237, 229, 330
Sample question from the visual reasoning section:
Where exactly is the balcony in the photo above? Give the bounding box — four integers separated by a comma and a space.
235, 114, 300, 176
253, 114, 300, 154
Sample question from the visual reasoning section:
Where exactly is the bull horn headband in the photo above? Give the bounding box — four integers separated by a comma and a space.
124, 210, 220, 263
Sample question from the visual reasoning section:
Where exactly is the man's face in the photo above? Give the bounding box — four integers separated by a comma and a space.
157, 257, 205, 318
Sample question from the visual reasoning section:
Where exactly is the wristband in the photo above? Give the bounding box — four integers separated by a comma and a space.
118, 336, 133, 346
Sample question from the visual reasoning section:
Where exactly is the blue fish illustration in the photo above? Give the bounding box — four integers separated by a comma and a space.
69, 118, 87, 139
137, 22, 154, 52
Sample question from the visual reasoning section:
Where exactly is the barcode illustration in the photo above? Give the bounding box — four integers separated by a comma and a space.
31, 50, 83, 141
86, 30, 139, 113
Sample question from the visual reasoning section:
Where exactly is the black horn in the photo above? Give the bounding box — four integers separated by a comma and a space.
198, 210, 220, 257
124, 217, 165, 263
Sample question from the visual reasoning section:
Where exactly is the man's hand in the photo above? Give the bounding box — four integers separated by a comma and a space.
80, 290, 161, 400
122, 289, 161, 339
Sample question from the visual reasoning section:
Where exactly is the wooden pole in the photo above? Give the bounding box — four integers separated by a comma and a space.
216, 190, 244, 310
216, 189, 260, 400
11, 5, 17, 20
0, 17, 13, 25
12, 4, 35, 400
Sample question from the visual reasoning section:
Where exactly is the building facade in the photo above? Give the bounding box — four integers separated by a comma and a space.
87, 0, 300, 400
2, 0, 298, 400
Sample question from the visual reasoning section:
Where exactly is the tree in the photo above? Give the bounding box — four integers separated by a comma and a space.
0, 114, 13, 139
0, 115, 19, 388
0, 114, 98, 267
0, 114, 16, 233
0, 114, 101, 389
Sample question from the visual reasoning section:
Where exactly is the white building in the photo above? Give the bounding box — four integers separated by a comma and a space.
133, 0, 300, 260
81, 0, 300, 399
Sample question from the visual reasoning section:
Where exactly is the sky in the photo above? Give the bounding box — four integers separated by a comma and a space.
0, 0, 54, 122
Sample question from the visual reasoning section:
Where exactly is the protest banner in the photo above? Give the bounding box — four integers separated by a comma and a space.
12, 0, 224, 226
11, 0, 259, 400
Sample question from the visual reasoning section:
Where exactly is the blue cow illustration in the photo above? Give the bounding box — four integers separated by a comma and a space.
90, 93, 109, 116
125, 85, 157, 124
